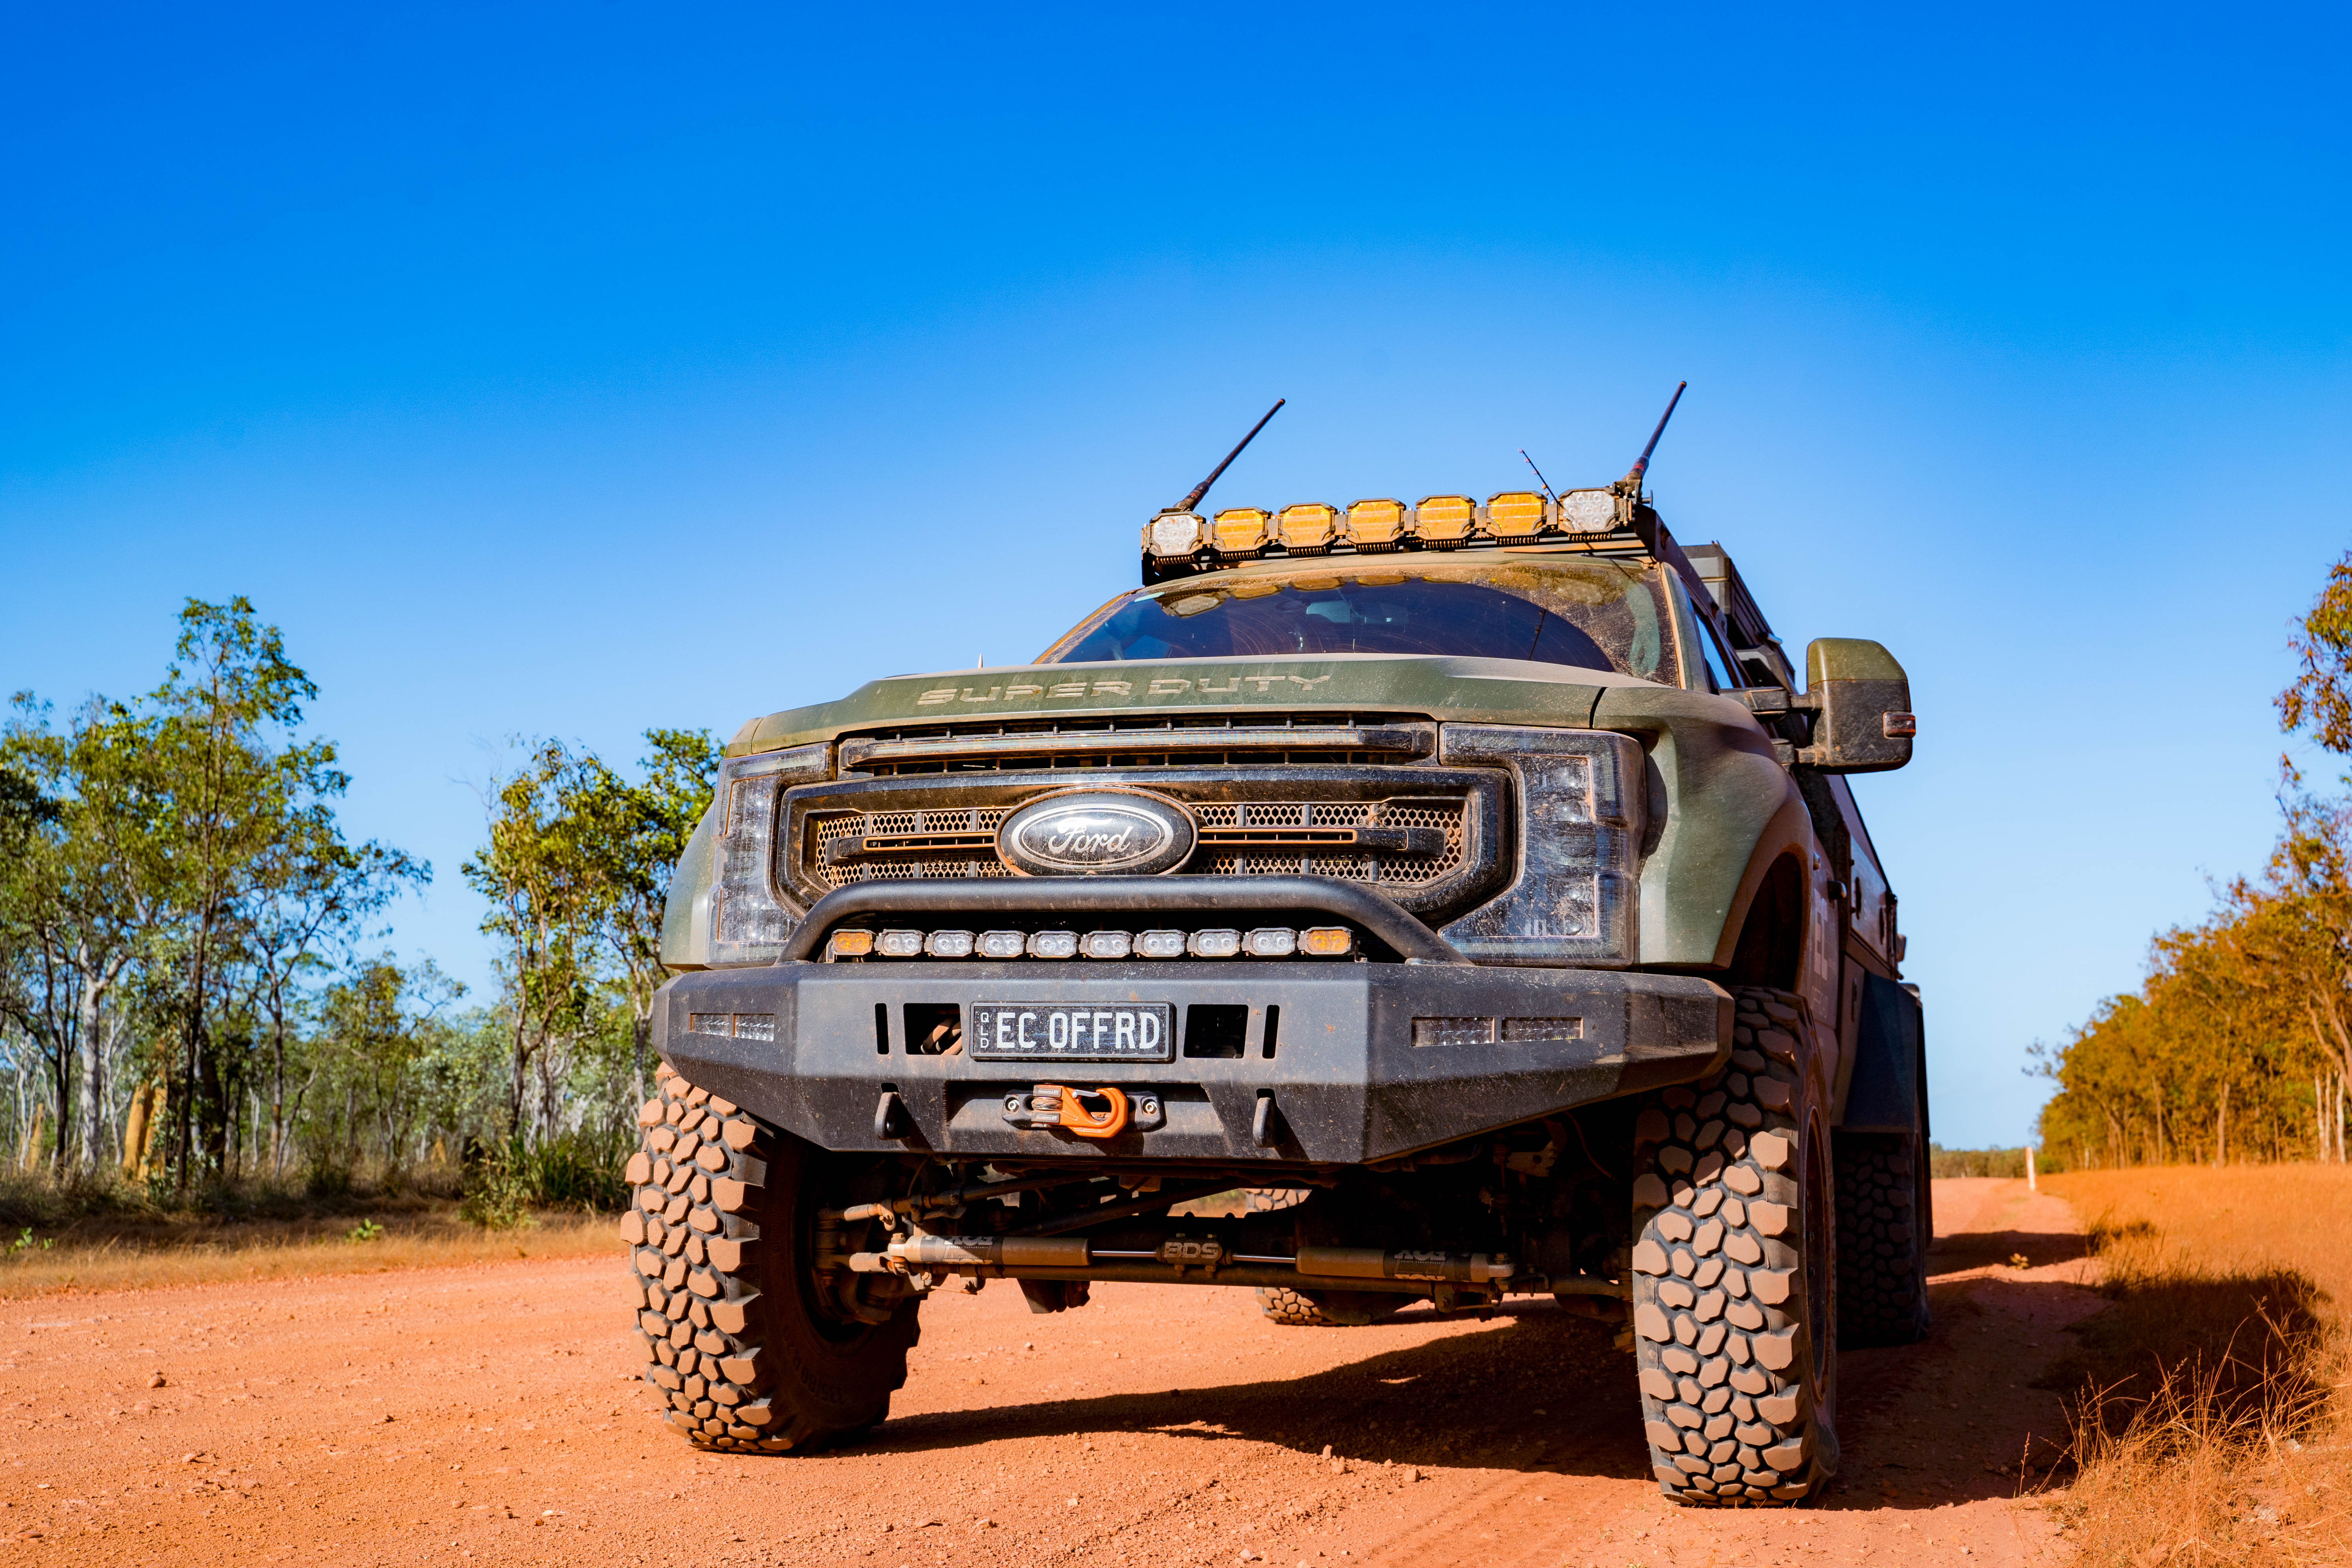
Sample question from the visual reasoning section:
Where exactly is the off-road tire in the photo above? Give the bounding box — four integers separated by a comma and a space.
1630, 985, 1839, 1506
622, 1063, 918, 1453
1834, 1131, 1931, 1346
1244, 1187, 1405, 1327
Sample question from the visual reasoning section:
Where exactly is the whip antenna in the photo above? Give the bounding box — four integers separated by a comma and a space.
1175, 398, 1285, 513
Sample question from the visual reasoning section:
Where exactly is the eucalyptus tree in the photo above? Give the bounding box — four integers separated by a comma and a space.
0, 695, 179, 1174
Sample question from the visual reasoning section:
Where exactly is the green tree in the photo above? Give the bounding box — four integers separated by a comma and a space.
145, 598, 349, 1185
2279, 551, 2352, 754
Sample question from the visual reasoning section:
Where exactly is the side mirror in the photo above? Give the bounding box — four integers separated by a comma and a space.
1797, 638, 1913, 773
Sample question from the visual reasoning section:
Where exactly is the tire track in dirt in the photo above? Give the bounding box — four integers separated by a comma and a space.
0, 1179, 2096, 1566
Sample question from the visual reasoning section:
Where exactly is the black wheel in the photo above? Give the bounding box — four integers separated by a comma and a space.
1834, 1127, 1932, 1346
623, 1064, 919, 1453
1630, 986, 1839, 1506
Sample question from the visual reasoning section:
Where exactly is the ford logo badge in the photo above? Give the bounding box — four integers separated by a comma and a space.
997, 790, 1195, 877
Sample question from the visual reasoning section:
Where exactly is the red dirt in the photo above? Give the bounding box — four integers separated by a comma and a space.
0, 1178, 2098, 1566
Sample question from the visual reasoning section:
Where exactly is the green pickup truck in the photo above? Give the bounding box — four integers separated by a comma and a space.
627, 428, 1927, 1509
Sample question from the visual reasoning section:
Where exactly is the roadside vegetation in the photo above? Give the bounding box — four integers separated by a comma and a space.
2040, 1167, 2350, 1566
2026, 555, 2352, 1565
0, 596, 712, 1259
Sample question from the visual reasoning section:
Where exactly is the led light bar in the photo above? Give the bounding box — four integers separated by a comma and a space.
1146, 510, 1207, 557
1558, 488, 1618, 532
1211, 507, 1272, 557
1414, 494, 1478, 547
1346, 498, 1409, 550
1082, 929, 1133, 959
1276, 502, 1337, 554
1485, 490, 1549, 540
822, 924, 1363, 961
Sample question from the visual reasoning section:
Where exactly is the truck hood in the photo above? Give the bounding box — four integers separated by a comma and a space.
725, 652, 1661, 756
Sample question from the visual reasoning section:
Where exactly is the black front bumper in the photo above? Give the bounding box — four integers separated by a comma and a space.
655, 958, 1730, 1166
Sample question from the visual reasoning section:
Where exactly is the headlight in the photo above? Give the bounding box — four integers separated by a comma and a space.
1436, 725, 1645, 966
707, 741, 831, 965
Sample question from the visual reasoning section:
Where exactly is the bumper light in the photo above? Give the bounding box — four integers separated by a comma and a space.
1082, 930, 1133, 959
875, 930, 925, 958
1245, 927, 1297, 957
1187, 928, 1242, 958
1136, 929, 1187, 958
923, 929, 975, 958
1027, 930, 1080, 959
1298, 926, 1355, 957
976, 930, 1027, 959
826, 929, 874, 959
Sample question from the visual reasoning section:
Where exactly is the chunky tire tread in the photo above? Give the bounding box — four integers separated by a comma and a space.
623, 1063, 916, 1454
1246, 1190, 1348, 1327
1630, 986, 1835, 1507
1835, 1132, 1931, 1347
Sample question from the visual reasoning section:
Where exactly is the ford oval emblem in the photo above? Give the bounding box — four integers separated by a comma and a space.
997, 790, 1195, 877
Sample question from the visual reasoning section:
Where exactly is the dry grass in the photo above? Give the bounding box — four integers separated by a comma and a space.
0, 1208, 625, 1300
2040, 1166, 2352, 1566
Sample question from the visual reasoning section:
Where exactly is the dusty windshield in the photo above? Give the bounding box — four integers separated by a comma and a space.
1044, 559, 1668, 680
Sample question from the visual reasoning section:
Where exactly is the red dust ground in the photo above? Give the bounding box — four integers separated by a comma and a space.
0, 1178, 2097, 1566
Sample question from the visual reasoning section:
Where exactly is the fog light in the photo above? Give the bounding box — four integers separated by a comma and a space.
826, 929, 875, 959
1187, 928, 1242, 958
977, 930, 1027, 959
916, 929, 969, 958
1136, 929, 1187, 958
1082, 929, 1133, 959
1298, 926, 1355, 957
1028, 930, 1079, 959
1245, 927, 1297, 957
875, 930, 925, 958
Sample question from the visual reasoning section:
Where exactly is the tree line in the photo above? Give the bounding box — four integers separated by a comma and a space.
0, 597, 713, 1207
2037, 556, 2352, 1168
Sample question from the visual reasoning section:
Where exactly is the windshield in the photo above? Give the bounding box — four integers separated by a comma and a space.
1044, 559, 1668, 680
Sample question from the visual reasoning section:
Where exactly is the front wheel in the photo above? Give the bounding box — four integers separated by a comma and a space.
623, 1064, 918, 1453
1630, 986, 1839, 1506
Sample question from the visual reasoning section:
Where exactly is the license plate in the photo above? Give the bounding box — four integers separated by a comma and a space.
968, 1002, 1175, 1062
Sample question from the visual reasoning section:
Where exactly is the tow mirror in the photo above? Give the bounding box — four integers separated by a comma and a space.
1796, 639, 1913, 773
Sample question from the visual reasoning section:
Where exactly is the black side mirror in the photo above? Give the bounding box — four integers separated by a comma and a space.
1797, 639, 1913, 773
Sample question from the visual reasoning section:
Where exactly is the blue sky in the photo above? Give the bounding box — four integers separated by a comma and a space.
4, 4, 2346, 1146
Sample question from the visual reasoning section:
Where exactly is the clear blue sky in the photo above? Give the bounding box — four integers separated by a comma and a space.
4, 4, 2346, 1147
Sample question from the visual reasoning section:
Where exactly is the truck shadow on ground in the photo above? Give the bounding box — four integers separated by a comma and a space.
861, 1233, 2101, 1513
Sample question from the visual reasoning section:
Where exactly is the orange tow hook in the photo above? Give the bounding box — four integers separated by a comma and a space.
1040, 1083, 1129, 1139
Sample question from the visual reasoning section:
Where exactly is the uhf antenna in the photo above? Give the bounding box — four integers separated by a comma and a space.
1619, 381, 1687, 495
1174, 398, 1285, 513
1518, 449, 1560, 506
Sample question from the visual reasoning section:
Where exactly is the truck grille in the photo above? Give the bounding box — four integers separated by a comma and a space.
839, 714, 1434, 775
784, 764, 1502, 916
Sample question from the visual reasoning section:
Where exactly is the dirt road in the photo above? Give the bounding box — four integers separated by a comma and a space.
0, 1178, 2099, 1566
